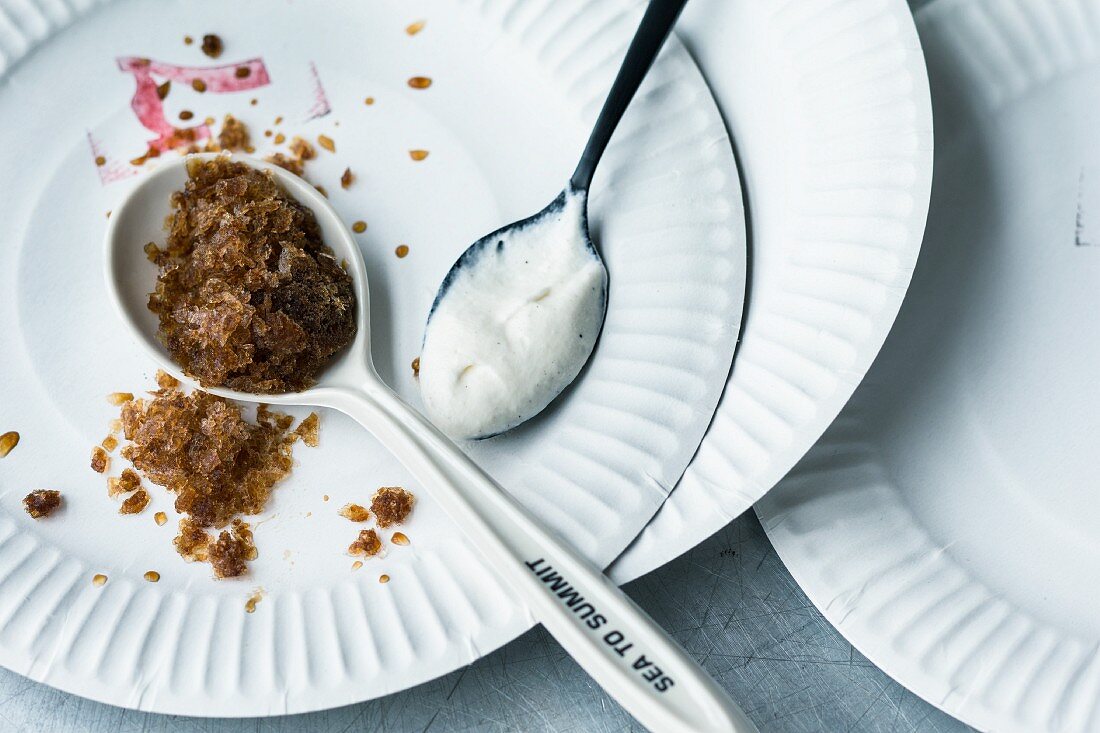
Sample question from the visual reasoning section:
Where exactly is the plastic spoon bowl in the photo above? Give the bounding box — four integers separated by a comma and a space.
103, 153, 753, 732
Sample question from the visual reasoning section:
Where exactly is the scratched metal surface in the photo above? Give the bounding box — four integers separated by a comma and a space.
0, 512, 970, 733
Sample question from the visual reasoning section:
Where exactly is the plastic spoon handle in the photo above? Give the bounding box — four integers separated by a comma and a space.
323, 382, 755, 733
570, 0, 691, 192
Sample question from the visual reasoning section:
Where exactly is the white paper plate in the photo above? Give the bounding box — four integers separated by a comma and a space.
0, 0, 745, 715
758, 0, 1100, 731
610, 0, 934, 581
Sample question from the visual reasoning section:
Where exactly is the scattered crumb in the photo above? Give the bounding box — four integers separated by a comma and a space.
266, 152, 303, 176
290, 136, 316, 160
409, 150, 429, 161
379, 574, 390, 584
184, 35, 193, 45
317, 134, 335, 153
154, 511, 168, 526
235, 66, 251, 79
338, 503, 370, 522
109, 419, 123, 434
95, 155, 106, 166
120, 488, 150, 515
201, 33, 223, 59
108, 392, 135, 405
0, 431, 19, 458
108, 468, 142, 497
250, 98, 258, 106
348, 528, 382, 557
216, 114, 250, 151
102, 435, 119, 452
92, 573, 108, 587
323, 494, 330, 502
174, 518, 211, 562
411, 357, 420, 378
90, 446, 110, 473
191, 78, 207, 93
340, 167, 354, 190
209, 519, 257, 579
364, 97, 375, 106
179, 110, 194, 121
155, 370, 180, 390
273, 132, 286, 145
144, 570, 160, 582
245, 588, 264, 613
274, 116, 284, 125
156, 80, 171, 100
351, 560, 363, 571
406, 20, 426, 35
407, 76, 432, 89
395, 245, 410, 259
371, 487, 414, 528
391, 531, 410, 546
22, 489, 61, 519
352, 221, 367, 234
294, 413, 321, 447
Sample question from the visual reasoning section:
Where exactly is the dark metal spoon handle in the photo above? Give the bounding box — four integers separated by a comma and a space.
569, 0, 690, 193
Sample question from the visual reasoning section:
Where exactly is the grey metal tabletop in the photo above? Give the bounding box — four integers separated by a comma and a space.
0, 1, 970, 730
0, 512, 969, 733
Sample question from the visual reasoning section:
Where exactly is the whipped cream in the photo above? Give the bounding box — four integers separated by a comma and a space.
419, 190, 607, 439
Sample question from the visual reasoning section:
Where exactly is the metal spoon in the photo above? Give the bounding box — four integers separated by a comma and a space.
104, 153, 751, 733
419, 0, 692, 441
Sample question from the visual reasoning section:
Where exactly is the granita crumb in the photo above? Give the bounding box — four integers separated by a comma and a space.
120, 488, 150, 515
338, 503, 370, 522
23, 490, 61, 519
371, 487, 414, 528
348, 528, 382, 557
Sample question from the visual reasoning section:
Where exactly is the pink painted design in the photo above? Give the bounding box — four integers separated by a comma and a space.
87, 131, 137, 185
305, 61, 331, 120
116, 56, 271, 155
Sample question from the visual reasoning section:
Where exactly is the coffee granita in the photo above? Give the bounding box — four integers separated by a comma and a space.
23, 489, 61, 519
148, 158, 356, 393
371, 486, 414, 528
116, 377, 314, 577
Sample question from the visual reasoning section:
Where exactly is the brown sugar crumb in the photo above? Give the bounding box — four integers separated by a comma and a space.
201, 34, 223, 59
108, 468, 142, 497
273, 132, 286, 145
406, 20, 426, 35
0, 431, 19, 458
216, 115, 250, 151
338, 503, 370, 522
102, 435, 119, 452
395, 245, 410, 259
144, 570, 161, 582
409, 150, 429, 161
391, 531, 409, 546
209, 519, 257, 579
364, 97, 375, 106
371, 486, 414, 528
179, 110, 194, 121
340, 168, 354, 190
348, 528, 382, 557
407, 76, 432, 89
184, 35, 193, 45
174, 518, 211, 562
22, 489, 61, 519
411, 357, 420, 378
120, 488, 151, 515
294, 412, 320, 447
147, 158, 357, 393
90, 446, 110, 473
95, 155, 107, 167
191, 78, 207, 93
92, 573, 108, 587
379, 574, 390, 584
156, 80, 171, 100
317, 135, 336, 153
289, 137, 316, 160
155, 369, 180, 390
352, 221, 367, 234
154, 511, 168, 526
108, 392, 135, 405
265, 152, 303, 176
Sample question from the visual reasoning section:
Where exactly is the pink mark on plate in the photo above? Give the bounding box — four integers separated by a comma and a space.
305, 61, 331, 120
115, 56, 271, 158
87, 131, 137, 185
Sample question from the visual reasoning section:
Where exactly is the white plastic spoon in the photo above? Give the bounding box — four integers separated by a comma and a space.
103, 154, 754, 732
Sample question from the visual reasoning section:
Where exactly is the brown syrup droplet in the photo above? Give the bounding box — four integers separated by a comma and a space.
191, 78, 207, 93
179, 110, 194, 121
407, 76, 432, 89
411, 357, 420, 378
154, 511, 168, 526
244, 589, 263, 613
0, 431, 19, 458
395, 245, 410, 259
391, 532, 410, 546
352, 221, 367, 234
409, 150, 429, 161
144, 570, 160, 582
364, 97, 375, 105
95, 156, 106, 167
92, 573, 108, 587
406, 20, 426, 36
351, 560, 363, 571
317, 135, 336, 153
379, 574, 390, 584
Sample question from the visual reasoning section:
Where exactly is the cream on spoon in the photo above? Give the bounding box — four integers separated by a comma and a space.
419, 0, 690, 440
